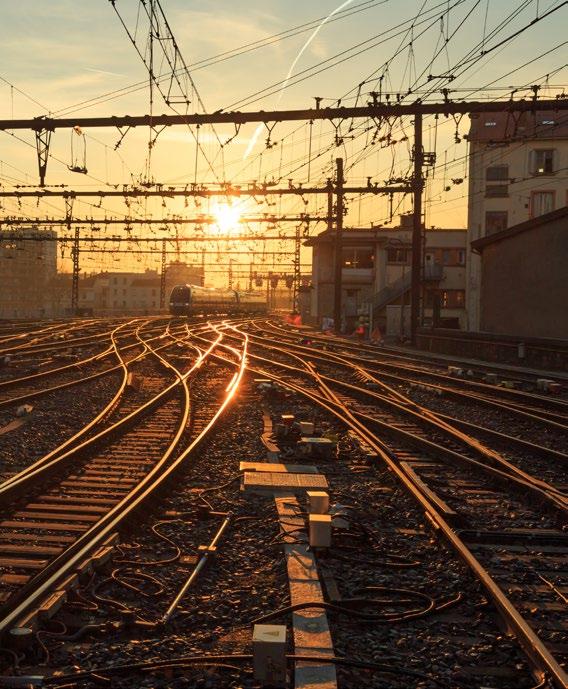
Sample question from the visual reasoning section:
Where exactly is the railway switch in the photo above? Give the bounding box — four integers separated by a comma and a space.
298, 436, 337, 459
252, 623, 287, 687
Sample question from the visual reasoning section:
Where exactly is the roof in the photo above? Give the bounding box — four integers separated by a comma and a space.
471, 206, 568, 252
468, 110, 568, 143
304, 226, 465, 247
131, 278, 161, 288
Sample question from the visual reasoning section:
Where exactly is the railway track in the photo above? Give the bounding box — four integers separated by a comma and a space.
259, 320, 568, 391
0, 319, 186, 483
255, 321, 568, 412
0, 317, 566, 688
194, 321, 568, 688
243, 323, 568, 449
0, 321, 248, 639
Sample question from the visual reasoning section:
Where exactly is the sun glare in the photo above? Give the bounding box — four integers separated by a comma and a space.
212, 203, 242, 236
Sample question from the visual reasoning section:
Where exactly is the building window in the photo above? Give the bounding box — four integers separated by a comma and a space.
426, 290, 465, 309
485, 184, 508, 198
529, 149, 555, 175
486, 165, 508, 181
457, 249, 465, 266
341, 247, 374, 269
386, 247, 409, 264
485, 211, 508, 235
442, 250, 451, 265
530, 191, 555, 218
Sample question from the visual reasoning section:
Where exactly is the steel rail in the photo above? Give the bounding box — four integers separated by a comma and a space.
0, 320, 146, 392
0, 324, 236, 637
0, 320, 163, 490
0, 320, 101, 348
258, 321, 568, 383
217, 330, 568, 505
255, 321, 568, 415
246, 325, 568, 428
0, 324, 177, 411
212, 327, 568, 689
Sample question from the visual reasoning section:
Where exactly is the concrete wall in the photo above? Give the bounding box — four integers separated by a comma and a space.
466, 135, 568, 330
478, 218, 568, 340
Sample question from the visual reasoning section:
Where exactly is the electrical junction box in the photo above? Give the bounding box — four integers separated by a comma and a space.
298, 436, 337, 459
300, 420, 315, 435
309, 513, 332, 548
307, 490, 329, 514
253, 624, 287, 687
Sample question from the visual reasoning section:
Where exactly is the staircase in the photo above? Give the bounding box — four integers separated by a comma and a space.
372, 272, 411, 314
372, 263, 443, 317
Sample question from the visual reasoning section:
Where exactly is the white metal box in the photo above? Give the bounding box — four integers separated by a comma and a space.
307, 490, 329, 514
253, 623, 287, 687
309, 513, 332, 548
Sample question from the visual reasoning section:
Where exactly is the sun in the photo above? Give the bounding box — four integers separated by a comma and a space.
212, 203, 242, 236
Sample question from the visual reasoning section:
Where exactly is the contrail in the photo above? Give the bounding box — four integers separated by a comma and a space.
243, 0, 356, 159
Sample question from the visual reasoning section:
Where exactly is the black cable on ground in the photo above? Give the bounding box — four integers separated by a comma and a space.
114, 520, 183, 566
250, 587, 462, 625
39, 652, 461, 688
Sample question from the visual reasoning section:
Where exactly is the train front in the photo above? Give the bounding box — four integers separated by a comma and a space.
169, 284, 191, 316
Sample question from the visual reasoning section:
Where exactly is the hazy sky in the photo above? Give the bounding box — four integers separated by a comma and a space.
0, 1, 566, 280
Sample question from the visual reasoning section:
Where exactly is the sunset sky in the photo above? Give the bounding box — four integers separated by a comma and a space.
0, 1, 566, 282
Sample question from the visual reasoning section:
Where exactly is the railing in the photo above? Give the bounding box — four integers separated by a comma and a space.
372, 263, 443, 313
372, 272, 411, 311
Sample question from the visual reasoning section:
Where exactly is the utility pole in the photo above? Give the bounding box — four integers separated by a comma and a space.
65, 197, 80, 316
410, 114, 424, 345
71, 228, 80, 316
160, 237, 167, 309
293, 224, 301, 312
333, 158, 344, 333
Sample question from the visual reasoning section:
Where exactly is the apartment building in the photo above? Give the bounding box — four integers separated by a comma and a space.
306, 216, 466, 335
78, 262, 204, 315
0, 228, 58, 319
466, 110, 568, 330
